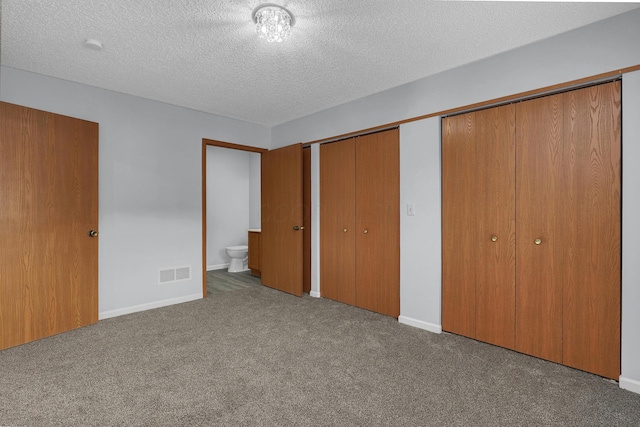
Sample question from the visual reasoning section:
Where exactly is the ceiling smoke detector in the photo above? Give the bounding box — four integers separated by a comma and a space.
84, 38, 103, 51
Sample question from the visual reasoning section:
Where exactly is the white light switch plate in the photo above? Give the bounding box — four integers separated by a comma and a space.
407, 203, 416, 216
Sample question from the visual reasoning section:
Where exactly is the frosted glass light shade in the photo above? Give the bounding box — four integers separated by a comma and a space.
252, 5, 294, 43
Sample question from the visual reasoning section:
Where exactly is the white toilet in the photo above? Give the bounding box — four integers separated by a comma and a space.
225, 245, 248, 273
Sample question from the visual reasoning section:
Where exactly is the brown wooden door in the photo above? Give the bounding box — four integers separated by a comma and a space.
442, 113, 477, 338
320, 138, 356, 305
515, 93, 565, 364
562, 81, 621, 379
355, 130, 400, 318
475, 104, 516, 350
261, 143, 303, 296
0, 102, 99, 351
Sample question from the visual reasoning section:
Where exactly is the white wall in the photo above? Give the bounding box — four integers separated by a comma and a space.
272, 9, 640, 391
206, 146, 260, 269
249, 153, 261, 229
397, 118, 442, 333
0, 66, 270, 317
621, 69, 640, 394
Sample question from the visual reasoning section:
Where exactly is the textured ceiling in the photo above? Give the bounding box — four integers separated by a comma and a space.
1, 1, 638, 126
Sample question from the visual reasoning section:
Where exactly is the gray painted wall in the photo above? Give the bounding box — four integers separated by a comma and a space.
249, 153, 261, 229
398, 118, 442, 333
0, 66, 270, 316
206, 146, 260, 269
622, 70, 640, 386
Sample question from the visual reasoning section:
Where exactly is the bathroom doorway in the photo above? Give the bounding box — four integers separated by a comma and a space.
201, 139, 312, 298
201, 139, 266, 298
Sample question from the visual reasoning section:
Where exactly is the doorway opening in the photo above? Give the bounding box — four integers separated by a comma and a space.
201, 139, 267, 298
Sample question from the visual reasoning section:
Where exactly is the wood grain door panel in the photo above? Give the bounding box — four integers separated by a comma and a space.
442, 113, 477, 338
515, 94, 565, 363
355, 130, 400, 318
562, 81, 621, 379
320, 139, 356, 305
0, 102, 98, 350
261, 143, 303, 296
475, 104, 516, 350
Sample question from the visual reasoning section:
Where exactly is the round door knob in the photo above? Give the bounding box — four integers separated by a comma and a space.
534, 238, 542, 245
88, 230, 99, 237
343, 228, 348, 233
363, 229, 368, 234
491, 235, 498, 242
293, 225, 304, 231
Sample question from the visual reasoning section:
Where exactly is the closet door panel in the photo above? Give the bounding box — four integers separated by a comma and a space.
442, 113, 477, 338
355, 130, 400, 318
562, 81, 621, 379
320, 139, 356, 305
515, 94, 565, 363
475, 105, 516, 349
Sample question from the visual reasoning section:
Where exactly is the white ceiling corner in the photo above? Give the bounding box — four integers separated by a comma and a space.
1, 1, 638, 126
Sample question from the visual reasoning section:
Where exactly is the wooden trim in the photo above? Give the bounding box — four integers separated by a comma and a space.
202, 139, 208, 298
203, 138, 268, 153
302, 65, 640, 146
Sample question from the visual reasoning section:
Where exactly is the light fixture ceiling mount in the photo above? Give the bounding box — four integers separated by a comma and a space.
252, 4, 295, 43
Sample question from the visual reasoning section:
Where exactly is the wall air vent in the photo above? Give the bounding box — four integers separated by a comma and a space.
158, 266, 192, 285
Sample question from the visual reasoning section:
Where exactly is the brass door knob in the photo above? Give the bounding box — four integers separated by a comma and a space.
88, 230, 99, 237
293, 225, 304, 231
343, 228, 348, 233
534, 238, 542, 245
491, 235, 498, 242
363, 229, 368, 234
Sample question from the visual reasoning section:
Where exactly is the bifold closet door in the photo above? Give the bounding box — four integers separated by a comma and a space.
320, 138, 356, 305
475, 105, 516, 349
355, 130, 400, 318
516, 81, 621, 377
442, 113, 477, 338
442, 106, 516, 348
561, 81, 621, 379
515, 93, 566, 364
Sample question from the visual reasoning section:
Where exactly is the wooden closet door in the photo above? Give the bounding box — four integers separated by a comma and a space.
320, 139, 356, 305
475, 105, 516, 349
515, 94, 565, 364
355, 129, 400, 318
562, 81, 621, 379
442, 113, 477, 338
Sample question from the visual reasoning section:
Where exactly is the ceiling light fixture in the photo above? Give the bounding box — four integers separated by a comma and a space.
252, 4, 294, 43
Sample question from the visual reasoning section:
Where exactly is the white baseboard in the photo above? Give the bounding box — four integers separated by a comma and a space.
99, 293, 202, 320
620, 376, 640, 395
207, 263, 229, 271
398, 315, 442, 334
309, 290, 321, 298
